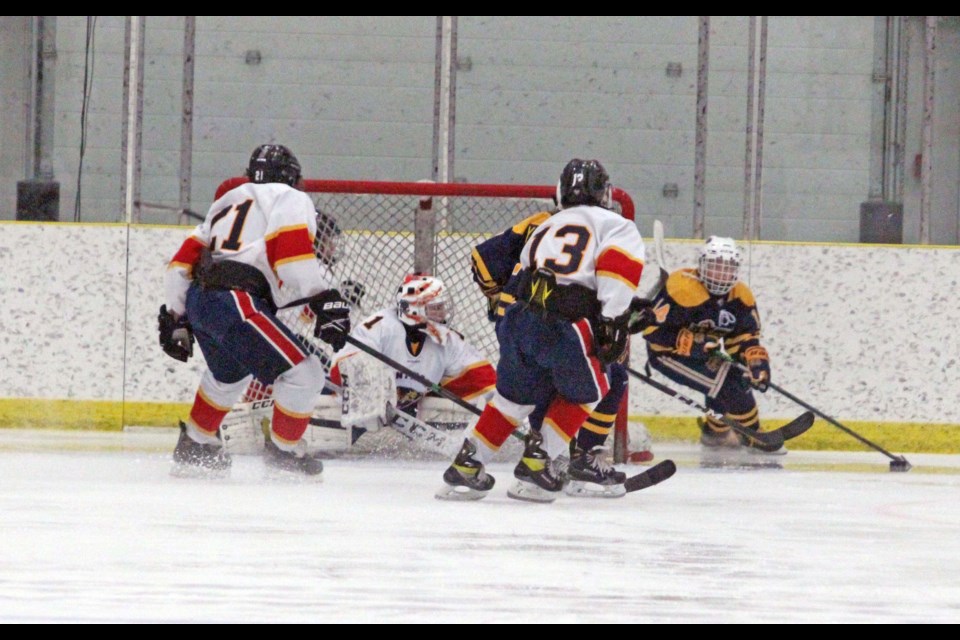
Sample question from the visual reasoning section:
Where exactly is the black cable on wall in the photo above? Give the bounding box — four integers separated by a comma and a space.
74, 16, 97, 222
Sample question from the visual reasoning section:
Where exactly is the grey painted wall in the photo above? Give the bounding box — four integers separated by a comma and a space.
0, 17, 31, 215
1, 16, 957, 244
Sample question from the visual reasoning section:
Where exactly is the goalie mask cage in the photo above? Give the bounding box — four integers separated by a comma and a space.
215, 177, 638, 463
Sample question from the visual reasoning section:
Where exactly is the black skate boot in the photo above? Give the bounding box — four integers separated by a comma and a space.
507, 430, 564, 503
436, 438, 495, 501
566, 443, 626, 498
264, 437, 324, 481
171, 421, 232, 478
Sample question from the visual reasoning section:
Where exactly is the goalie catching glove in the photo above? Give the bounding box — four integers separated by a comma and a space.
741, 345, 770, 392
158, 305, 194, 362
309, 289, 351, 352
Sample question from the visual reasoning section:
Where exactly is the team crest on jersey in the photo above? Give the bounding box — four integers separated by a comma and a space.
718, 309, 736, 329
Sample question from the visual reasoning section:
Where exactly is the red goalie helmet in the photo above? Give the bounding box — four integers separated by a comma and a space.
396, 274, 450, 326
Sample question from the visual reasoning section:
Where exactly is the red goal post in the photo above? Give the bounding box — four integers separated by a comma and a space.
215, 177, 638, 462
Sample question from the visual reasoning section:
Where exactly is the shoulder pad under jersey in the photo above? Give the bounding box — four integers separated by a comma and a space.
665, 268, 710, 308
511, 210, 552, 237
727, 281, 756, 307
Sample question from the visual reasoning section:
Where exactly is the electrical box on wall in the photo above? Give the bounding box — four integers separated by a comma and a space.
16, 180, 60, 222
859, 201, 903, 244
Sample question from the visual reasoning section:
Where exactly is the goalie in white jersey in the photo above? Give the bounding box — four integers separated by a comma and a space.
438, 159, 646, 501
321, 274, 496, 449
159, 143, 351, 479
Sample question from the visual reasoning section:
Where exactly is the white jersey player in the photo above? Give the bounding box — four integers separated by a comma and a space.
159, 143, 351, 479
321, 274, 496, 446
438, 158, 646, 501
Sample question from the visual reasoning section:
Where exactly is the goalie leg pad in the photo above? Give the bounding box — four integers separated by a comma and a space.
220, 402, 269, 454
302, 394, 350, 454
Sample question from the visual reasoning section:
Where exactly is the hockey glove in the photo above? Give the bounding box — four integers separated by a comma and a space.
627, 297, 655, 334
595, 313, 630, 366
675, 328, 722, 362
158, 305, 194, 362
742, 345, 771, 392
309, 289, 351, 352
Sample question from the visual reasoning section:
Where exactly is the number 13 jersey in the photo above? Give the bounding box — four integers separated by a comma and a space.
519, 204, 646, 319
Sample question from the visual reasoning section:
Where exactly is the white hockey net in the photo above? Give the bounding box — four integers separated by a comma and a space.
215, 178, 637, 461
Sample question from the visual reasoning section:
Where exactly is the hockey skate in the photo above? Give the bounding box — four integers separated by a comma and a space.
565, 443, 626, 498
170, 421, 232, 479
263, 437, 324, 481
436, 438, 495, 501
507, 430, 564, 503
697, 417, 741, 448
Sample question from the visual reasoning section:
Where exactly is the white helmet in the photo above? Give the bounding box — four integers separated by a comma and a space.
396, 274, 451, 326
698, 236, 741, 295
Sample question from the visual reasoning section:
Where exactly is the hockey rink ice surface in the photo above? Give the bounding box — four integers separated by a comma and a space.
1, 428, 958, 624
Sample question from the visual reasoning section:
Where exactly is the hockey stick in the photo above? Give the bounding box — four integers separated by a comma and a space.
339, 333, 482, 417
625, 365, 814, 451
338, 332, 527, 444
625, 459, 677, 493
723, 360, 911, 472
639, 219, 669, 301
383, 403, 461, 456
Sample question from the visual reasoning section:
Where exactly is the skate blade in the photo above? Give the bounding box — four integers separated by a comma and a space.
262, 466, 324, 483
434, 483, 489, 501
506, 480, 559, 503
563, 480, 626, 499
747, 445, 788, 456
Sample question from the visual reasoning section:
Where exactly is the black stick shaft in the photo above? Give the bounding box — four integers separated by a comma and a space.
725, 357, 904, 462
765, 379, 902, 462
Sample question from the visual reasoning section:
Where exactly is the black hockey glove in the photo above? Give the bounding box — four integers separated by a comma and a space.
627, 297, 655, 334
742, 345, 771, 392
595, 313, 630, 366
158, 305, 194, 363
309, 289, 351, 352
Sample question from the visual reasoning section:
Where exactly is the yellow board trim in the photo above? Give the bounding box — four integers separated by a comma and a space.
629, 415, 960, 454
0, 399, 189, 431
1, 398, 957, 455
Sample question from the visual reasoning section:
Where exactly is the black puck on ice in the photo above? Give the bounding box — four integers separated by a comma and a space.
889, 457, 912, 473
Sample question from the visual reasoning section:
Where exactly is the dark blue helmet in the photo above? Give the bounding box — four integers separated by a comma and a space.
556, 158, 612, 209
245, 144, 302, 187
